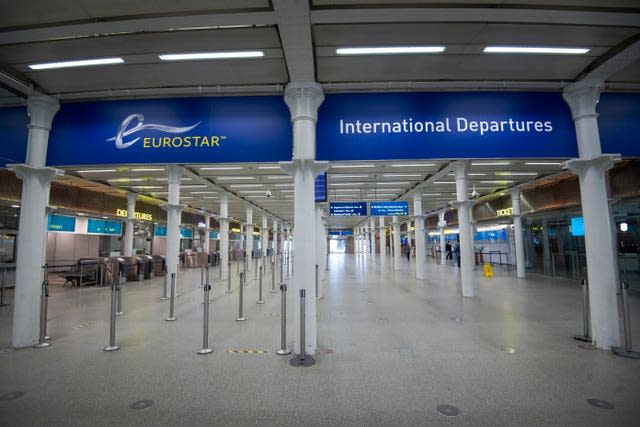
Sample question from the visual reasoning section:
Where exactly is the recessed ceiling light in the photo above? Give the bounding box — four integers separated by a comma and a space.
484, 46, 589, 55
159, 51, 264, 61
199, 166, 244, 170
11, 204, 20, 208
77, 169, 117, 173
29, 57, 124, 70
337, 46, 446, 55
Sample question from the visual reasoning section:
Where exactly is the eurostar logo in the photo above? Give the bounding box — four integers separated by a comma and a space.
106, 114, 201, 149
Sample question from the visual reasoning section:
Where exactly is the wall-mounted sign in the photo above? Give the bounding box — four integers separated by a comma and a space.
87, 219, 122, 235
180, 227, 193, 239
209, 231, 219, 240
329, 202, 367, 216
496, 207, 513, 217
154, 225, 167, 237
315, 172, 327, 202
45, 96, 291, 166
116, 209, 153, 221
370, 201, 409, 216
317, 92, 579, 161
47, 214, 76, 232
571, 217, 585, 237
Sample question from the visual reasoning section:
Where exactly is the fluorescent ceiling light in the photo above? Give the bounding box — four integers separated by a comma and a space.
203, 196, 219, 199
331, 164, 375, 168
331, 174, 369, 178
239, 190, 267, 194
468, 173, 487, 176
337, 46, 445, 55
217, 176, 254, 180
484, 46, 589, 55
377, 181, 410, 185
155, 177, 192, 181
190, 191, 218, 194
391, 163, 436, 167
374, 188, 402, 192
525, 162, 563, 166
159, 51, 264, 61
422, 193, 442, 196
334, 188, 361, 192
29, 57, 124, 70
266, 176, 290, 179
480, 180, 514, 184
131, 186, 163, 189
495, 172, 538, 176
180, 196, 194, 199
274, 183, 293, 187
180, 185, 207, 188
382, 174, 422, 178
131, 168, 164, 172
471, 162, 510, 166
108, 178, 145, 182
331, 182, 365, 186
199, 166, 243, 170
229, 184, 263, 188
11, 204, 20, 208
77, 169, 116, 173
258, 166, 281, 170
434, 181, 456, 184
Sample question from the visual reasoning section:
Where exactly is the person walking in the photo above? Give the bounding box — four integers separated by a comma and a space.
445, 241, 452, 261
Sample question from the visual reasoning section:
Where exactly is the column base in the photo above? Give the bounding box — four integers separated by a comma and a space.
612, 347, 640, 359
290, 354, 316, 367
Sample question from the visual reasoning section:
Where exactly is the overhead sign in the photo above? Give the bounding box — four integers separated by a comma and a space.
317, 92, 578, 160
87, 219, 122, 235
598, 93, 640, 157
116, 209, 153, 221
329, 202, 367, 216
370, 201, 409, 216
571, 217, 585, 237
180, 227, 193, 238
0, 107, 28, 167
154, 225, 167, 237
47, 214, 76, 232
315, 172, 327, 202
496, 207, 513, 217
46, 96, 292, 166
209, 231, 219, 240
328, 229, 353, 237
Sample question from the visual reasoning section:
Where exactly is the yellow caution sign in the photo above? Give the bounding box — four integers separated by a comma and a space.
483, 262, 494, 277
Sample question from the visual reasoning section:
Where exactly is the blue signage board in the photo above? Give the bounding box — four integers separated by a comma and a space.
0, 107, 28, 167
317, 92, 578, 160
209, 231, 219, 240
315, 172, 327, 202
571, 217, 585, 236
46, 96, 292, 166
155, 225, 167, 237
328, 229, 354, 237
598, 93, 640, 157
329, 202, 367, 216
47, 214, 76, 232
180, 227, 194, 239
370, 201, 409, 216
87, 218, 122, 235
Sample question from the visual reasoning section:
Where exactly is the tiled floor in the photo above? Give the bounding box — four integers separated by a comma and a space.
0, 254, 639, 426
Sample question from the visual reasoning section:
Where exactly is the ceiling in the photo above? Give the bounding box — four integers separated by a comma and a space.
0, 1, 639, 229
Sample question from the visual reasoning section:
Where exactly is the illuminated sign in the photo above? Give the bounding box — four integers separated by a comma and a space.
116, 209, 153, 221
571, 217, 585, 236
155, 225, 167, 237
209, 231, 219, 240
47, 214, 76, 232
180, 227, 193, 238
87, 219, 122, 235
496, 207, 513, 217
329, 202, 367, 216
315, 172, 327, 202
370, 201, 409, 216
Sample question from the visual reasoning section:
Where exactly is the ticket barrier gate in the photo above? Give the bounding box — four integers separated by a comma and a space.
122, 257, 143, 281
208, 251, 220, 267
137, 255, 155, 279
153, 255, 166, 277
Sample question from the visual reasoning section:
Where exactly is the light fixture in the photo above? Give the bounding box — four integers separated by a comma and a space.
77, 169, 117, 173
337, 46, 446, 55
131, 186, 163, 189
471, 162, 511, 166
434, 181, 456, 184
382, 174, 422, 178
484, 46, 589, 55
331, 182, 365, 186
330, 174, 369, 178
180, 185, 207, 188
130, 168, 164, 172
331, 164, 375, 168
229, 184, 263, 188
190, 191, 218, 194
495, 172, 538, 176
258, 166, 281, 170
391, 163, 436, 167
377, 181, 410, 185
76, 212, 86, 216
422, 193, 442, 196
11, 204, 20, 208
620, 222, 628, 232
266, 176, 291, 179
199, 166, 244, 171
159, 51, 264, 61
524, 162, 563, 166
480, 180, 514, 184
108, 178, 145, 183
274, 183, 293, 187
216, 176, 254, 180
29, 57, 124, 70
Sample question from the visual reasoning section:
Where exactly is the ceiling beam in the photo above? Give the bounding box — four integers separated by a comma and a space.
0, 12, 276, 46
311, 7, 640, 27
272, 0, 316, 82
578, 34, 640, 84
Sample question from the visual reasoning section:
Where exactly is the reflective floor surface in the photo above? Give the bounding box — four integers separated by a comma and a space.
0, 254, 639, 426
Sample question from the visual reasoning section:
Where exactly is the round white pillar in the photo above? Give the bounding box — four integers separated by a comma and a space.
164, 165, 184, 297
219, 193, 230, 280
392, 216, 401, 271
438, 210, 447, 264
413, 193, 426, 279
123, 193, 137, 257
453, 161, 475, 297
510, 188, 526, 279
245, 207, 253, 271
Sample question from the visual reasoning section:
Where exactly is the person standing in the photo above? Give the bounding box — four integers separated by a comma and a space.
445, 241, 452, 261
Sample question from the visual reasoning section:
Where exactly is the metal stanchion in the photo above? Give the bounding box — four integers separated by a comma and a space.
236, 258, 239, 275
236, 272, 246, 321
280, 255, 284, 284
276, 284, 291, 355
291, 253, 294, 275
326, 252, 329, 271
197, 266, 213, 355
612, 281, 640, 359
34, 265, 51, 349
0, 267, 9, 307
243, 255, 247, 279
257, 266, 264, 304
226, 262, 232, 293
161, 274, 169, 300
116, 271, 125, 316
290, 289, 314, 366
574, 278, 591, 343
104, 278, 120, 352
271, 261, 276, 293
286, 254, 290, 278
200, 267, 204, 288
254, 258, 258, 280
315, 264, 320, 300
166, 273, 177, 321
219, 259, 222, 281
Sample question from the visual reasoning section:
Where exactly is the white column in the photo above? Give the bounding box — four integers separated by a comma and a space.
272, 218, 279, 256
123, 193, 136, 257
203, 212, 211, 253
510, 188, 526, 279
563, 81, 620, 350
378, 216, 386, 263
10, 95, 62, 348
315, 205, 325, 298
163, 165, 184, 297
245, 207, 253, 271
438, 210, 447, 264
219, 193, 230, 280
281, 82, 327, 355
452, 161, 475, 297
413, 193, 426, 279
407, 225, 412, 258
392, 216, 401, 271
541, 218, 552, 274
369, 218, 375, 254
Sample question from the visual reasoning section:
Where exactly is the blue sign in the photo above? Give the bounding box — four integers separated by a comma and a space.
598, 93, 640, 157
317, 92, 578, 160
209, 231, 219, 240
47, 214, 76, 232
315, 172, 327, 202
328, 229, 353, 237
0, 107, 28, 167
370, 201, 409, 216
571, 217, 585, 237
87, 219, 122, 235
155, 225, 167, 237
180, 227, 193, 238
46, 96, 292, 166
329, 202, 367, 216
